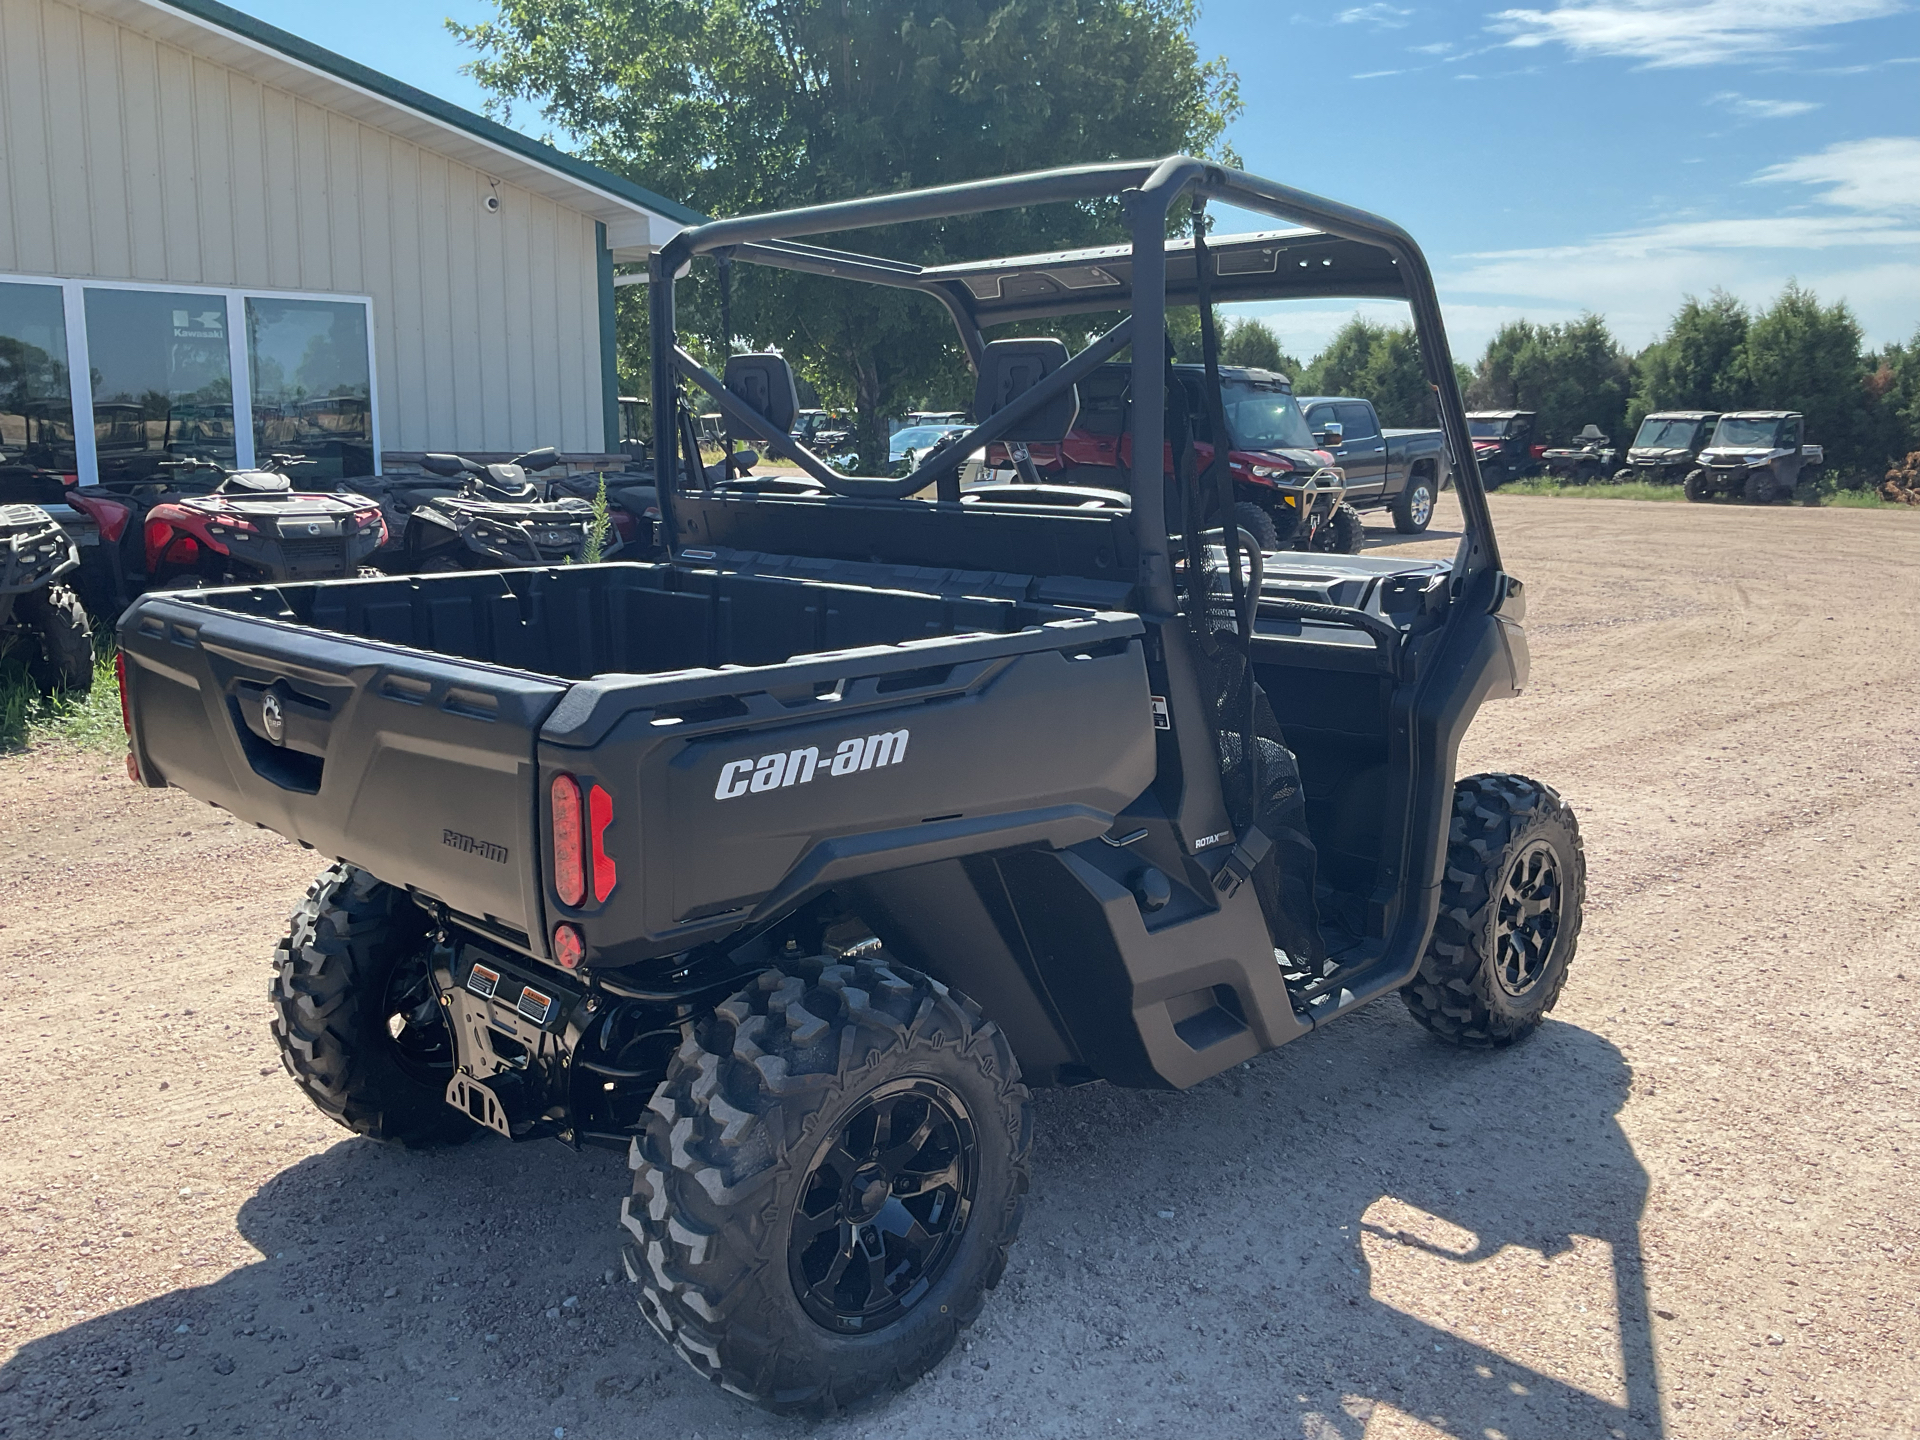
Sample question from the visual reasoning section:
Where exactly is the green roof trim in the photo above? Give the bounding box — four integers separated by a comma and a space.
151, 0, 705, 227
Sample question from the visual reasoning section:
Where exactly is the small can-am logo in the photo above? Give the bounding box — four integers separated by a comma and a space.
443, 829, 509, 863
714, 729, 909, 801
260, 691, 285, 744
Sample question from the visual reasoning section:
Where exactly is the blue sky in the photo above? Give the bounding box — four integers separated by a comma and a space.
246, 0, 1918, 362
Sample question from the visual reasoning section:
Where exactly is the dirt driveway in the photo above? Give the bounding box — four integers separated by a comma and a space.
2, 494, 1916, 1440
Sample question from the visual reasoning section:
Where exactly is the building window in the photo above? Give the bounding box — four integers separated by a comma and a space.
0, 280, 77, 473
0, 272, 377, 486
85, 288, 238, 485
247, 297, 374, 481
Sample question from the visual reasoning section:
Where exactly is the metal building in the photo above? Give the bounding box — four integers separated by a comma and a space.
0, 0, 695, 484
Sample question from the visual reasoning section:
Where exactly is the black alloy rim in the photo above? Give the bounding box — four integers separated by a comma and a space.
1495, 839, 1564, 996
382, 950, 455, 1079
789, 1077, 977, 1334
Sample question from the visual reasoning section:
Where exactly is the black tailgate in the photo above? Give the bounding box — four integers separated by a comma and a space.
120, 596, 566, 946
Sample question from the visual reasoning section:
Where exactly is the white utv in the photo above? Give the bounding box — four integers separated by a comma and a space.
1686, 411, 1822, 504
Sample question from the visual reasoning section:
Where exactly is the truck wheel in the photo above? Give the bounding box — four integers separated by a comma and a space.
1743, 469, 1776, 504
270, 863, 474, 1146
1310, 502, 1366, 554
1391, 474, 1435, 533
624, 954, 1031, 1415
1401, 774, 1585, 1049
1683, 469, 1711, 502
1232, 500, 1280, 551
16, 584, 94, 696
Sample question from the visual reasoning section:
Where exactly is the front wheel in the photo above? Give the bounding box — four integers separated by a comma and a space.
1232, 499, 1281, 551
1402, 774, 1585, 1049
1612, 468, 1634, 484
1309, 501, 1366, 554
1392, 475, 1435, 533
14, 584, 94, 695
1683, 469, 1712, 502
270, 863, 473, 1146
624, 953, 1031, 1415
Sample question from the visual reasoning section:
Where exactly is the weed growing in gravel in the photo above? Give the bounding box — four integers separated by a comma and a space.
0, 642, 122, 753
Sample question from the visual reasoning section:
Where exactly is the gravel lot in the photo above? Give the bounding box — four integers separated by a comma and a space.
2, 493, 1916, 1440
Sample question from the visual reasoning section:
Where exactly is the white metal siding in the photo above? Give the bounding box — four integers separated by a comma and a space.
0, 0, 607, 454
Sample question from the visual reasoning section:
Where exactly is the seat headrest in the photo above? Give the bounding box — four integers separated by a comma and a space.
723, 354, 800, 445
973, 339, 1079, 444
1577, 423, 1606, 439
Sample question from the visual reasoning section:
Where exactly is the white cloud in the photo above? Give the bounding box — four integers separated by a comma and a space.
1432, 137, 1920, 346
1488, 0, 1903, 69
1335, 3, 1414, 27
1352, 68, 1408, 77
1409, 40, 1455, 53
1753, 136, 1920, 213
1707, 91, 1820, 118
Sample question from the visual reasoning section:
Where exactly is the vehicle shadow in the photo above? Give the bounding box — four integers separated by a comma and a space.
1362, 523, 1464, 549
0, 1008, 1660, 1439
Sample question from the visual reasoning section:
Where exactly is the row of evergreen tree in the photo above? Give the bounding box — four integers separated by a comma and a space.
1191, 286, 1920, 482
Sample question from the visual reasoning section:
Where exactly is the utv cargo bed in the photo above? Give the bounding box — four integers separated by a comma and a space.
119, 562, 1153, 966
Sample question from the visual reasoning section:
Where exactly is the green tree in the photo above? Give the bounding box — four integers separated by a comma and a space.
1869, 326, 1920, 469
1467, 314, 1632, 445
455, 0, 1240, 468
1744, 282, 1877, 475
1629, 289, 1751, 426
1295, 317, 1436, 427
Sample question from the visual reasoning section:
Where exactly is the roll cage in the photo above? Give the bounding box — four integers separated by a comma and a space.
648, 155, 1498, 610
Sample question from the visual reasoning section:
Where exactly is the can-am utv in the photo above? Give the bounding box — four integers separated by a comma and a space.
116, 157, 1583, 1417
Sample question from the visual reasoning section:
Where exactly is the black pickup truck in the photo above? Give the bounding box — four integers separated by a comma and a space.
1295, 396, 1448, 533
117, 160, 1583, 1419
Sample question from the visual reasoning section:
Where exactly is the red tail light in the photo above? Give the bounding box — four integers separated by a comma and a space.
550, 773, 584, 905
589, 783, 617, 901
114, 652, 132, 736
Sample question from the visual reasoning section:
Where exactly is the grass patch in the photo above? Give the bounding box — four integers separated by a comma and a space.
0, 642, 124, 754
1497, 477, 1911, 509
1820, 488, 1905, 509
1497, 478, 1687, 501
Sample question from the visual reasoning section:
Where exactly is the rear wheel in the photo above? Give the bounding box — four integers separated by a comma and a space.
1391, 474, 1435, 533
1683, 469, 1712, 502
15, 584, 93, 695
1402, 774, 1585, 1049
624, 953, 1030, 1415
270, 863, 472, 1146
1232, 499, 1281, 551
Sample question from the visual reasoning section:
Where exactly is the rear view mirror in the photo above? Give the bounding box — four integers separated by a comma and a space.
1314, 423, 1344, 447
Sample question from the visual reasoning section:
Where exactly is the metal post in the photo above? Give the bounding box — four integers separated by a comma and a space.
1125, 190, 1173, 617
649, 251, 680, 553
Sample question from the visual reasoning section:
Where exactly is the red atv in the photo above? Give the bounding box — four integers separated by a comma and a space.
140, 456, 387, 591
999, 361, 1364, 553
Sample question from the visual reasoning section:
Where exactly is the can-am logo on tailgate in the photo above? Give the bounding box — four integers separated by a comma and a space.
713, 729, 909, 801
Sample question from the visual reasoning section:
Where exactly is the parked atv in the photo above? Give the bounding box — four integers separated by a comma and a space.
403, 449, 612, 570
0, 491, 93, 695
1685, 411, 1822, 504
1465, 410, 1542, 488
1615, 411, 1717, 484
119, 157, 1584, 1419
139, 457, 388, 591
1541, 425, 1616, 482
